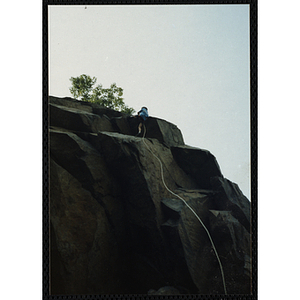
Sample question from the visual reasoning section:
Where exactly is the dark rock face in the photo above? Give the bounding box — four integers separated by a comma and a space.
171, 145, 223, 190
49, 96, 251, 295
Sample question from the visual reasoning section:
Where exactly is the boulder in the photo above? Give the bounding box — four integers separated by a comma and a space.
127, 116, 185, 147
171, 145, 223, 189
49, 96, 185, 148
50, 103, 113, 133
211, 176, 251, 232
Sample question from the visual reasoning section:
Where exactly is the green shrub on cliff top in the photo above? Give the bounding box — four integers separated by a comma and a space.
69, 74, 135, 115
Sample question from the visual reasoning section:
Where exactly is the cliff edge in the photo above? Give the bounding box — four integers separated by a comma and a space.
49, 96, 251, 295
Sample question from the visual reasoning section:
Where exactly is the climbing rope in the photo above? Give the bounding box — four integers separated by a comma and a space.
140, 125, 227, 295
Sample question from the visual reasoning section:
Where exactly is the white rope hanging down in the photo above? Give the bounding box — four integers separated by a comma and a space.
141, 125, 227, 295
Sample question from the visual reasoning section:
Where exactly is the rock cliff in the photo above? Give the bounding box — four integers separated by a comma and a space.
49, 96, 251, 295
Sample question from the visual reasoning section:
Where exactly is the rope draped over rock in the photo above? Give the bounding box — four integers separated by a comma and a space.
141, 125, 227, 295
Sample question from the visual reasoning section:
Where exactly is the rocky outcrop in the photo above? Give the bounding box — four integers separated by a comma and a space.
49, 96, 251, 295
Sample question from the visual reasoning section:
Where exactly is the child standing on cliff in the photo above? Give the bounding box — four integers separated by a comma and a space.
136, 107, 148, 136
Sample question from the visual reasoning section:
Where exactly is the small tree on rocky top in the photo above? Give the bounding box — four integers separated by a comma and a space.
69, 74, 135, 115
69, 74, 96, 102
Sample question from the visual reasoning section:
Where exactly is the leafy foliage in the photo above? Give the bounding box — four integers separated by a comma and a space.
69, 74, 96, 102
69, 75, 135, 114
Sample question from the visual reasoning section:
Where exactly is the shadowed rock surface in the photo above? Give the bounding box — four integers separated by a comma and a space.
49, 96, 252, 295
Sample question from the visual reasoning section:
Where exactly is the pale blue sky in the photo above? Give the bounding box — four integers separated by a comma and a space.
49, 4, 250, 198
